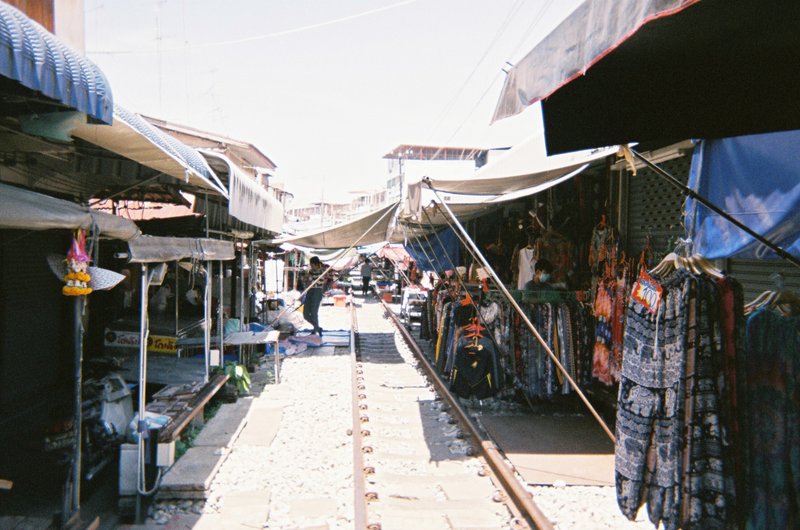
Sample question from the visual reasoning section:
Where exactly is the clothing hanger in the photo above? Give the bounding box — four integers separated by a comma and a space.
687, 254, 724, 280
745, 289, 800, 316
771, 289, 800, 316
528, 209, 546, 232
745, 274, 800, 316
463, 317, 486, 338
649, 252, 678, 277
745, 290, 773, 314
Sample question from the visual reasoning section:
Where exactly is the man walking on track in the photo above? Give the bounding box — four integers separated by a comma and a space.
360, 259, 373, 297
304, 256, 326, 335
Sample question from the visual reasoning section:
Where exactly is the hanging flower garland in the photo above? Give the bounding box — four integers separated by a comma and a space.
63, 229, 93, 296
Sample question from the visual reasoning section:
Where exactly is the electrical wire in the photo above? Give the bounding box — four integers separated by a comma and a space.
436, 0, 557, 151
87, 0, 420, 55
425, 0, 527, 145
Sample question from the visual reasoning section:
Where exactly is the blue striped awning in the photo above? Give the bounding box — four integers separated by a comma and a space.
114, 106, 219, 184
72, 104, 228, 196
0, 2, 113, 124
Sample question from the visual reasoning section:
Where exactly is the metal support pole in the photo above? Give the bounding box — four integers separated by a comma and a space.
70, 296, 84, 515
240, 242, 246, 326
283, 252, 290, 297
630, 148, 800, 270
135, 264, 149, 524
423, 178, 615, 442
239, 243, 246, 364
204, 261, 211, 383
293, 251, 298, 291
218, 261, 224, 364
174, 262, 179, 337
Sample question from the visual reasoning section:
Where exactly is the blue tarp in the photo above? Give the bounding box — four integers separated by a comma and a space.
405, 227, 461, 272
685, 130, 800, 260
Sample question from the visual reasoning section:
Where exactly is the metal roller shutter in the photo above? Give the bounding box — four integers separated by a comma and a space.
0, 229, 69, 415
624, 155, 692, 259
727, 258, 800, 304
621, 154, 800, 302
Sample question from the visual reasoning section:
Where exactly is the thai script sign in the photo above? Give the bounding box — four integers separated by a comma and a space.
105, 329, 177, 354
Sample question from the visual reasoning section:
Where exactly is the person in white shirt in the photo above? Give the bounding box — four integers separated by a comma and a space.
150, 284, 172, 313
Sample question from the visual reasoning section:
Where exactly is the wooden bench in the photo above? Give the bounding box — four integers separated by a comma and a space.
156, 373, 229, 443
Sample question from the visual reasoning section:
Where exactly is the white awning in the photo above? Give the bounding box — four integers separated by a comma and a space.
200, 150, 284, 234
423, 134, 616, 195
72, 105, 228, 197
273, 202, 399, 249
278, 245, 363, 272
0, 182, 140, 240
127, 235, 235, 263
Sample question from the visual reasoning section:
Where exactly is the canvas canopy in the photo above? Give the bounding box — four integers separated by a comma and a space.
0, 182, 140, 240
425, 135, 614, 196
494, 0, 800, 154
377, 244, 410, 265
127, 235, 235, 263
274, 202, 399, 250
404, 227, 461, 273
201, 150, 284, 234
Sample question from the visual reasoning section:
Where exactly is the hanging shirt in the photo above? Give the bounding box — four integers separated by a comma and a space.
450, 335, 498, 399
264, 259, 284, 293
517, 247, 536, 289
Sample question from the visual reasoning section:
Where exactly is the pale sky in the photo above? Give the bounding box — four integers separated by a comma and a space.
84, 0, 582, 206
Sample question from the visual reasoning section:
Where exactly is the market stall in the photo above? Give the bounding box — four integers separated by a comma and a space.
479, 1, 800, 527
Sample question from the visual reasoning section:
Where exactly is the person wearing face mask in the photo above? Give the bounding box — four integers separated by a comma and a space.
524, 258, 555, 290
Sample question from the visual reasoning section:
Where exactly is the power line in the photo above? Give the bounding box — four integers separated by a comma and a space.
440, 0, 556, 149
424, 0, 526, 145
508, 0, 556, 60
87, 0, 421, 55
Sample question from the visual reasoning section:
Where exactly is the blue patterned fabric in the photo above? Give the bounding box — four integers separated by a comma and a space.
615, 269, 734, 529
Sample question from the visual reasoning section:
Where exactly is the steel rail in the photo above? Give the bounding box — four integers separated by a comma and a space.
349, 297, 368, 530
379, 298, 551, 530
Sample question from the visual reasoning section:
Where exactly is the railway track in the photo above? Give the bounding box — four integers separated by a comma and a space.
349, 297, 548, 530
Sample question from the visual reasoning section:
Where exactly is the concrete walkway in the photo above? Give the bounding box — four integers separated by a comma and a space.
119, 301, 356, 529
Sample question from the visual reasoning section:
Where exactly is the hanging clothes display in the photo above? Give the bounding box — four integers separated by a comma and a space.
426, 289, 594, 402
591, 223, 631, 387
592, 281, 615, 384
615, 266, 737, 530
450, 325, 500, 400
738, 308, 800, 530
516, 245, 536, 289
